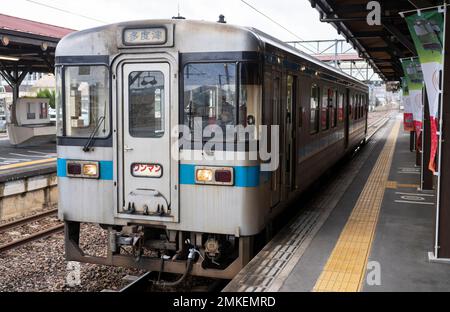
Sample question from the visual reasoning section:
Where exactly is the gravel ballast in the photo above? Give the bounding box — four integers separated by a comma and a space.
0, 223, 144, 292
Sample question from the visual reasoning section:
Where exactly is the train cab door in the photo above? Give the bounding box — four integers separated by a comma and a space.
120, 62, 177, 222
284, 75, 296, 193
270, 72, 282, 207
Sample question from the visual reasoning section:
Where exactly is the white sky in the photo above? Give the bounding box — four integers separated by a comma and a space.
0, 0, 341, 42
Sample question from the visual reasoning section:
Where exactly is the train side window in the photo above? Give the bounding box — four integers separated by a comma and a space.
287, 75, 295, 126
358, 94, 361, 119
352, 95, 355, 120
338, 92, 344, 123
64, 65, 110, 138
359, 94, 363, 119
310, 84, 320, 134
330, 89, 337, 128
362, 95, 366, 118
361, 95, 364, 118
348, 94, 352, 120
321, 88, 330, 130
296, 78, 302, 128
357, 95, 360, 120
55, 66, 62, 136
239, 63, 261, 138
356, 94, 360, 119
263, 71, 272, 126
238, 63, 261, 126
362, 94, 365, 117
364, 94, 368, 117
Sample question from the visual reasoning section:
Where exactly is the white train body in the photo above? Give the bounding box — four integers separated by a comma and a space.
56, 19, 368, 278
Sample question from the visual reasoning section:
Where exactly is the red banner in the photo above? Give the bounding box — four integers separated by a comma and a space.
429, 117, 438, 173
414, 120, 423, 152
404, 113, 414, 132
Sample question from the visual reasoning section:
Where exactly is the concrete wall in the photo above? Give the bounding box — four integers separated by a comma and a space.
0, 173, 58, 221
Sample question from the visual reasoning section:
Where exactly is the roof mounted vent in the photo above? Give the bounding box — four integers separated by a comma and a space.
217, 15, 226, 24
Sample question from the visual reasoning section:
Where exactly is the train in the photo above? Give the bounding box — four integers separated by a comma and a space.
55, 18, 368, 280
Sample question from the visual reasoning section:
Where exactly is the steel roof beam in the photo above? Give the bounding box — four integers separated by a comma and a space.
331, 2, 405, 15
408, 0, 434, 9
321, 16, 403, 22
382, 21, 417, 55
309, 0, 393, 81
350, 31, 387, 38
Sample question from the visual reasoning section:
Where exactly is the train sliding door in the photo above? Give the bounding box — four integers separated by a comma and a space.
344, 88, 350, 149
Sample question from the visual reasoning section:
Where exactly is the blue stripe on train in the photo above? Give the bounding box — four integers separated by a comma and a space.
57, 159, 261, 187
57, 158, 113, 180
179, 164, 260, 187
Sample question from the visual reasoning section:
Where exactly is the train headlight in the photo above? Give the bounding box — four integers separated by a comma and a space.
66, 160, 100, 179
196, 169, 213, 183
83, 163, 99, 178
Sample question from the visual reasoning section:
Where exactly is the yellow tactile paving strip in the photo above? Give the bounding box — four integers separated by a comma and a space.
313, 120, 400, 292
0, 158, 56, 171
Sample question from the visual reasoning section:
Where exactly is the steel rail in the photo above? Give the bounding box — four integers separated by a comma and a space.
119, 272, 152, 292
0, 224, 64, 253
0, 209, 58, 234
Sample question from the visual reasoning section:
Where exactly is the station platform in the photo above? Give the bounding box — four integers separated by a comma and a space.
224, 114, 450, 292
0, 134, 56, 182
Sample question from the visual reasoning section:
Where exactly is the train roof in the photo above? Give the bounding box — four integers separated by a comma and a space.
248, 27, 367, 89
56, 19, 367, 90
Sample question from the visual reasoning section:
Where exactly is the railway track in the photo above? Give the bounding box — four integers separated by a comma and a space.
0, 209, 64, 253
117, 272, 228, 292
0, 209, 58, 233
119, 272, 153, 292
367, 111, 397, 140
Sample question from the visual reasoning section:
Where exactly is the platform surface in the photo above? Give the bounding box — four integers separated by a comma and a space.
224, 114, 450, 292
0, 134, 56, 180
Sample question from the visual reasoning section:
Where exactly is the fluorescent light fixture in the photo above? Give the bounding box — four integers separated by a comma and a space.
0, 55, 19, 61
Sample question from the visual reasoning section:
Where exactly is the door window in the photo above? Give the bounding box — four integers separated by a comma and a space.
310, 84, 320, 134
128, 71, 165, 138
321, 88, 330, 130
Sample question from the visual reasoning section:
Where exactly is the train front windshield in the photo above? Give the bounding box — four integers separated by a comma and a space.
183, 62, 261, 137
57, 65, 110, 138
183, 62, 237, 131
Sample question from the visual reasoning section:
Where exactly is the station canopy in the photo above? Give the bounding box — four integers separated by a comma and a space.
310, 0, 444, 81
0, 13, 74, 75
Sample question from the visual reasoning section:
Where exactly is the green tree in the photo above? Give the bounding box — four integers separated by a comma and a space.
36, 88, 56, 109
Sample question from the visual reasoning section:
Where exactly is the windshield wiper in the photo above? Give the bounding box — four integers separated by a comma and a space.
83, 116, 105, 152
